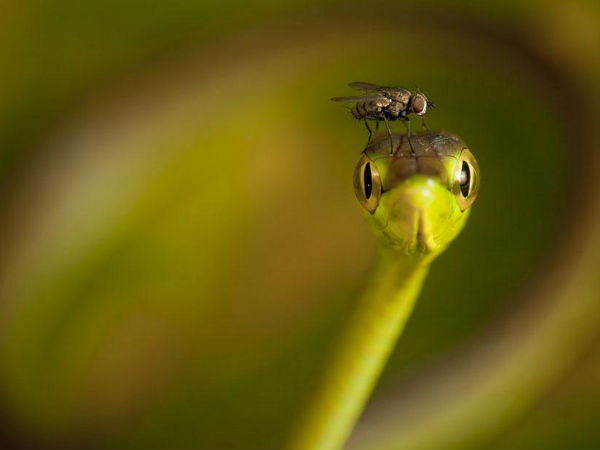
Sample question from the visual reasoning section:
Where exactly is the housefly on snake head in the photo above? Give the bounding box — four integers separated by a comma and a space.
331, 81, 435, 155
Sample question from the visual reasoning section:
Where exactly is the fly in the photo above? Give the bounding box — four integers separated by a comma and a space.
331, 81, 434, 154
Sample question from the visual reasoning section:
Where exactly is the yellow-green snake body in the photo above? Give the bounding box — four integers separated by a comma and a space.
287, 131, 480, 450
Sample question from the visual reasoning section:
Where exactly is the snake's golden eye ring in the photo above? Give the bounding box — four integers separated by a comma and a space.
452, 148, 480, 212
353, 153, 382, 214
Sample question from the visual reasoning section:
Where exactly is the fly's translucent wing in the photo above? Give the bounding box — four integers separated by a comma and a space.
348, 81, 386, 91
331, 95, 387, 103
349, 82, 412, 98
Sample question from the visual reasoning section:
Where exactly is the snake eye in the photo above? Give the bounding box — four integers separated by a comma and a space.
453, 149, 480, 211
353, 154, 382, 214
364, 162, 373, 199
459, 161, 470, 197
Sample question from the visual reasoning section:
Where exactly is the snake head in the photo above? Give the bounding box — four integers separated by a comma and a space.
353, 132, 480, 257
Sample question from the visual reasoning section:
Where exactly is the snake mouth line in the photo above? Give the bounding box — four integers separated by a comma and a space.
379, 209, 433, 254
416, 211, 429, 251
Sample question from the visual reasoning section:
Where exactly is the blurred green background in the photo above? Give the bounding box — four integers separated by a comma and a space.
0, 1, 599, 449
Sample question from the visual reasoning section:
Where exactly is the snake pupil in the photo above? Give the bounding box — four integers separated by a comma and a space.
364, 163, 373, 199
459, 161, 470, 197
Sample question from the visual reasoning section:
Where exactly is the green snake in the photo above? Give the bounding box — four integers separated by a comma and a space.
286, 131, 480, 450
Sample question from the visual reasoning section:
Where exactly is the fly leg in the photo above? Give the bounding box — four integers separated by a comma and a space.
421, 117, 430, 132
403, 118, 415, 155
383, 117, 394, 155
363, 118, 373, 146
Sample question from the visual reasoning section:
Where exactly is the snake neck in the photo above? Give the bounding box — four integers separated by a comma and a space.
366, 245, 431, 296
286, 245, 431, 450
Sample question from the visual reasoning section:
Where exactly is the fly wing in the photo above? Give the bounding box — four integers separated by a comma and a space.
348, 81, 387, 92
349, 81, 412, 98
331, 94, 386, 103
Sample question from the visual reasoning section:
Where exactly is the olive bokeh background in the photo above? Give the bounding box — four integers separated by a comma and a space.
0, 1, 599, 449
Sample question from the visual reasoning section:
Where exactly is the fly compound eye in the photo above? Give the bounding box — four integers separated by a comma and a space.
453, 149, 480, 211
412, 93, 427, 116
353, 153, 382, 214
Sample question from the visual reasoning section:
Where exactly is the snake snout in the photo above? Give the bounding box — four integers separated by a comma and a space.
389, 177, 436, 216
384, 176, 440, 252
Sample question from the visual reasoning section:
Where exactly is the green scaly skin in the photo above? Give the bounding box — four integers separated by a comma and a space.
286, 132, 479, 450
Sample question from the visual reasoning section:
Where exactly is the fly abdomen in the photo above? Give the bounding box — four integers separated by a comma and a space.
351, 103, 366, 119
352, 99, 388, 120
